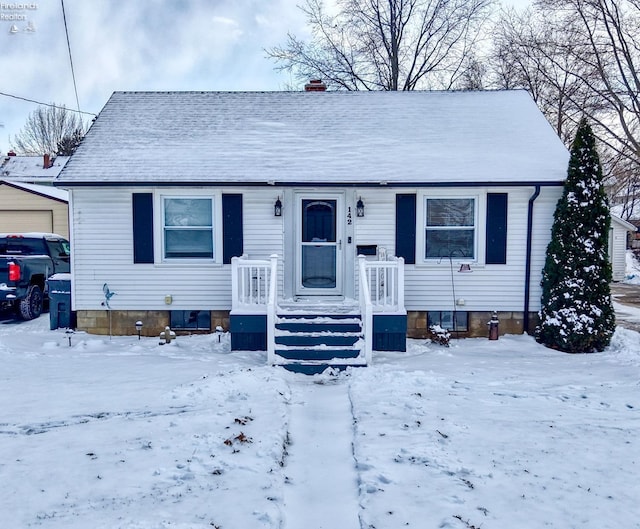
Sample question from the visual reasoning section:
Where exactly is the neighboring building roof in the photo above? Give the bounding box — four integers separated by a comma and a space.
611, 202, 640, 222
0, 179, 69, 202
0, 155, 70, 184
611, 215, 637, 232
57, 90, 569, 187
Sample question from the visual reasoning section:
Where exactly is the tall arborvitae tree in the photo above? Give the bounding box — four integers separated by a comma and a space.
536, 118, 615, 353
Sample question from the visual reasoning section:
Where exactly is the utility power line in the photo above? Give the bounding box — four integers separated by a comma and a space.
0, 92, 97, 117
60, 0, 81, 114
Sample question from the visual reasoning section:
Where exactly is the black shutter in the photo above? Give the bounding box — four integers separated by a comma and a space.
132, 193, 154, 264
395, 194, 416, 264
486, 193, 508, 264
222, 194, 243, 264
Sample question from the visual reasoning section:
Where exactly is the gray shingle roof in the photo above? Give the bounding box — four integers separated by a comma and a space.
56, 90, 569, 186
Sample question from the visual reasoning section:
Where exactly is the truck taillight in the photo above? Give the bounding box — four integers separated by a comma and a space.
8, 262, 20, 282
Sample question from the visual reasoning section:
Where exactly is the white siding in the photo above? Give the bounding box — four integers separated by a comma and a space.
71, 187, 284, 311
354, 189, 397, 256
349, 186, 560, 313
242, 191, 285, 298
610, 219, 633, 281
527, 188, 560, 310
70, 185, 561, 314
400, 186, 560, 312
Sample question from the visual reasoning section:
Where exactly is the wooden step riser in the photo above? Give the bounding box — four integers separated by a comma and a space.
275, 349, 361, 360
276, 323, 362, 333
275, 335, 361, 347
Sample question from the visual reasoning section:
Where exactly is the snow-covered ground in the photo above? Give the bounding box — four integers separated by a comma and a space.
0, 313, 638, 529
625, 250, 640, 284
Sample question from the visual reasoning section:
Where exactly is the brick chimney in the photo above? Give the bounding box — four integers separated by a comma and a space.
304, 79, 327, 92
43, 153, 51, 169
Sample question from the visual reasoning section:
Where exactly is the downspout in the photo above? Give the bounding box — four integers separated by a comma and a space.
523, 185, 541, 334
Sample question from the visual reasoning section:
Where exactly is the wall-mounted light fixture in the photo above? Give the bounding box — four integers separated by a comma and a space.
274, 196, 282, 217
356, 197, 365, 217
458, 263, 472, 273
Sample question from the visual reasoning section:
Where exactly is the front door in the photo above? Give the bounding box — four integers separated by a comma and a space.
296, 193, 344, 296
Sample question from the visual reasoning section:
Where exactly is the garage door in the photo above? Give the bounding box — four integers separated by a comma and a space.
0, 210, 53, 234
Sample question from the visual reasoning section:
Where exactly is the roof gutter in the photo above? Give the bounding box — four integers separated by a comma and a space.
53, 180, 566, 189
523, 185, 541, 334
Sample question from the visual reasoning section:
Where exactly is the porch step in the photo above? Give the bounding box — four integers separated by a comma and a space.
274, 313, 365, 372
276, 320, 362, 333
276, 334, 360, 347
279, 363, 364, 375
276, 348, 361, 360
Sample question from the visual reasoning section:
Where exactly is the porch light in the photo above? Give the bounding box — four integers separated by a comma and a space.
274, 196, 282, 217
135, 320, 143, 340
458, 263, 472, 273
356, 197, 365, 217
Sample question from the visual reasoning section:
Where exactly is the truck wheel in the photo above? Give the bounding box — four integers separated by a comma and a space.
19, 285, 43, 320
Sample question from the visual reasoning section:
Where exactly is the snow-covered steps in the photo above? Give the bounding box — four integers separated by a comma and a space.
274, 313, 366, 373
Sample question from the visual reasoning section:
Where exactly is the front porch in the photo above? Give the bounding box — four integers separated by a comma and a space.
230, 254, 407, 373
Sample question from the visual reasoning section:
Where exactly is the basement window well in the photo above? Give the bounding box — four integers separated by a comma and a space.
427, 311, 468, 332
170, 310, 211, 331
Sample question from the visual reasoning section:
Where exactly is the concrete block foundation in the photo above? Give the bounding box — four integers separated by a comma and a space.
75, 310, 230, 337
407, 310, 540, 339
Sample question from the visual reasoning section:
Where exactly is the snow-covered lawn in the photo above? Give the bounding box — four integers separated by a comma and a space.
0, 316, 638, 528
625, 250, 640, 284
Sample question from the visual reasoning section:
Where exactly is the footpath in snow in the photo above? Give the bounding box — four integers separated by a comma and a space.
282, 376, 361, 529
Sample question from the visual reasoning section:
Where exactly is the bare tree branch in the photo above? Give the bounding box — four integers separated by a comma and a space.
12, 104, 85, 156
266, 0, 494, 91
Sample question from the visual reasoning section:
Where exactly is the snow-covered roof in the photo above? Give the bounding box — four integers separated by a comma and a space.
611, 215, 637, 232
1, 155, 69, 184
611, 202, 640, 223
0, 179, 68, 202
57, 90, 569, 187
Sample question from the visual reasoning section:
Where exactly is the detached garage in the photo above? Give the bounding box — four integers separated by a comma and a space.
0, 180, 69, 239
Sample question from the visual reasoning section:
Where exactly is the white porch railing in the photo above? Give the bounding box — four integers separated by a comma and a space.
358, 255, 405, 311
232, 253, 404, 366
266, 255, 278, 365
231, 254, 277, 311
231, 254, 278, 363
358, 255, 405, 365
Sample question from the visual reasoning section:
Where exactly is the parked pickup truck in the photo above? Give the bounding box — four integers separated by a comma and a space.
0, 233, 70, 320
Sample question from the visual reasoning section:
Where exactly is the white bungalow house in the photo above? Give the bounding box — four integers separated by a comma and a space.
55, 88, 570, 372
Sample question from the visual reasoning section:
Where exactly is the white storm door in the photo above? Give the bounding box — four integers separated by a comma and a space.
296, 194, 344, 296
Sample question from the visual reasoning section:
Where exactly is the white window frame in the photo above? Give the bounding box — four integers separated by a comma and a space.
417, 191, 486, 265
156, 192, 222, 264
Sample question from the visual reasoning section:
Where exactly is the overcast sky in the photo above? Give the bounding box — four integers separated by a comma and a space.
0, 0, 528, 154
0, 0, 310, 153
